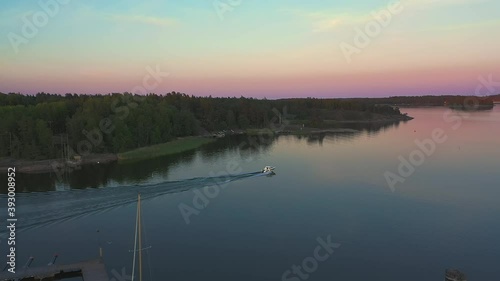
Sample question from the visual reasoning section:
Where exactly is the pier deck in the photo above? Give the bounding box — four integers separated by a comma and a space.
0, 258, 109, 281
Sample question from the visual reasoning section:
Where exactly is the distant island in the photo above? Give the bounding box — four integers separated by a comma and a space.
351, 95, 498, 109
0, 92, 495, 172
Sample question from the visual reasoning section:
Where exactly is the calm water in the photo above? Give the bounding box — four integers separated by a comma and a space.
1, 106, 500, 280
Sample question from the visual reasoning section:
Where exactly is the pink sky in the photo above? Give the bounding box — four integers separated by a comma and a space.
1, 0, 499, 98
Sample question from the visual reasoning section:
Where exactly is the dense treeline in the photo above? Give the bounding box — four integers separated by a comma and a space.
351, 95, 495, 107
0, 92, 402, 160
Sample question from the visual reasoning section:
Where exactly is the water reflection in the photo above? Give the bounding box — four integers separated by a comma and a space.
299, 121, 401, 146
197, 134, 275, 162
2, 120, 402, 193
3, 107, 500, 281
7, 149, 201, 193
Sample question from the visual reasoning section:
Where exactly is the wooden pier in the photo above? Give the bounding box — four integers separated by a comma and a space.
0, 258, 109, 281
445, 269, 467, 281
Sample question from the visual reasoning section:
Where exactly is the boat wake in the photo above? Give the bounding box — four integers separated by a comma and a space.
0, 171, 266, 237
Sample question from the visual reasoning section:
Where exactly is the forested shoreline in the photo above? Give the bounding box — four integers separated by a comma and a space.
0, 92, 409, 160
352, 95, 496, 108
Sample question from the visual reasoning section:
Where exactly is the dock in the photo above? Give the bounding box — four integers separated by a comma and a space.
445, 269, 467, 281
0, 258, 109, 281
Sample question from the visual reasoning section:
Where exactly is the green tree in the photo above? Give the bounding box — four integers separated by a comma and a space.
226, 110, 237, 128
35, 120, 53, 158
238, 115, 250, 129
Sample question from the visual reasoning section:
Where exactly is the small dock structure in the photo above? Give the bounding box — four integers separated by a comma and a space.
0, 258, 108, 281
445, 269, 467, 281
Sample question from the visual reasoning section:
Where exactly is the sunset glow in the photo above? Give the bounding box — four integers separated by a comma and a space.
1, 0, 499, 97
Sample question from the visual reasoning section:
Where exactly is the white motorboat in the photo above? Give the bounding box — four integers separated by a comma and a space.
261, 166, 275, 173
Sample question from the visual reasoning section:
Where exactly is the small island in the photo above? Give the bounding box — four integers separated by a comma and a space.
0, 92, 416, 172
5, 92, 498, 172
3, 92, 496, 173
3, 92, 497, 173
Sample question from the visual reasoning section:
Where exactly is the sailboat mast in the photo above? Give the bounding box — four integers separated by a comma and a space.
131, 193, 140, 281
138, 193, 143, 281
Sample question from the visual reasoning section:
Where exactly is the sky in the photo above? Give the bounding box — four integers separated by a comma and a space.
0, 0, 499, 98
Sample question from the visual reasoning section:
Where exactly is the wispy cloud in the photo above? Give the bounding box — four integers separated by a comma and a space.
312, 19, 343, 32
107, 14, 178, 27
284, 0, 488, 33
283, 9, 376, 33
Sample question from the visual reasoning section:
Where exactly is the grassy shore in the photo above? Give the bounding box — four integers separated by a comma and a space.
118, 136, 215, 162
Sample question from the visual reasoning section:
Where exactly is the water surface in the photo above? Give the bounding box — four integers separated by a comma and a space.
1, 106, 500, 281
